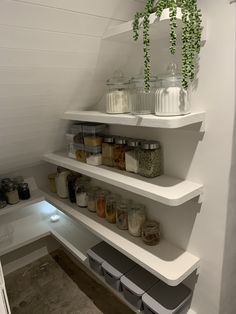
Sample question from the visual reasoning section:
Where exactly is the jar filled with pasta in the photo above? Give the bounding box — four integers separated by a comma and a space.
113, 137, 127, 170
102, 136, 115, 167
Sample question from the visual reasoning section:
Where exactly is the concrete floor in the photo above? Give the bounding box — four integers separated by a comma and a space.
5, 249, 134, 314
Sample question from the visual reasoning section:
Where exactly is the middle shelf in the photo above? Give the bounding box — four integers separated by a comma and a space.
43, 152, 203, 206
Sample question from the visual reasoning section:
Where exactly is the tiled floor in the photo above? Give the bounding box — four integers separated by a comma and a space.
5, 249, 134, 314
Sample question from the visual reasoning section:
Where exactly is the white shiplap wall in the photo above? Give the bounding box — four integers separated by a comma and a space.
0, 0, 145, 174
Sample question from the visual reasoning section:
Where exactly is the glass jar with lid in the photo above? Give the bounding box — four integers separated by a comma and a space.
113, 137, 127, 170
106, 71, 131, 114
142, 221, 161, 246
128, 204, 146, 237
86, 146, 102, 166
130, 75, 157, 115
102, 136, 115, 167
55, 167, 70, 199
105, 194, 119, 224
67, 173, 80, 203
18, 183, 30, 200
125, 139, 140, 174
88, 186, 100, 212
116, 199, 131, 230
5, 182, 20, 205
0, 190, 7, 209
48, 173, 57, 193
96, 190, 109, 218
155, 63, 190, 116
75, 177, 90, 208
138, 141, 162, 178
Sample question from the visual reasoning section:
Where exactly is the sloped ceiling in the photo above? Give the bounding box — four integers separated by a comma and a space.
0, 0, 145, 174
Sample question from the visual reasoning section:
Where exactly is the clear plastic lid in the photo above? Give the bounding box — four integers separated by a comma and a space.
160, 63, 182, 88
82, 123, 107, 134
106, 71, 129, 88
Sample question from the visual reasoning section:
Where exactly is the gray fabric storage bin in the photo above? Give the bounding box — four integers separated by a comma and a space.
142, 281, 192, 314
121, 266, 159, 310
102, 250, 136, 291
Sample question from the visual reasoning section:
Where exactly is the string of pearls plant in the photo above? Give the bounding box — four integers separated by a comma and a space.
133, 0, 203, 91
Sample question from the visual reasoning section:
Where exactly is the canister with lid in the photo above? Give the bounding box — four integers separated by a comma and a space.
96, 190, 109, 218
142, 221, 160, 246
116, 199, 131, 230
125, 139, 140, 173
105, 194, 119, 224
102, 136, 115, 167
138, 141, 162, 178
113, 137, 127, 170
128, 204, 146, 237
82, 123, 106, 147
5, 182, 20, 205
55, 167, 70, 199
85, 146, 102, 166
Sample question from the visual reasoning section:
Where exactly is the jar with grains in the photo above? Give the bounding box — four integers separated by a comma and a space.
102, 136, 115, 167
0, 190, 7, 209
18, 183, 30, 200
48, 173, 57, 193
105, 194, 119, 224
83, 123, 106, 147
142, 221, 160, 246
113, 137, 127, 170
138, 141, 162, 178
125, 139, 140, 174
75, 178, 90, 208
87, 187, 100, 212
128, 204, 146, 237
116, 199, 131, 230
67, 173, 80, 203
5, 182, 20, 205
55, 168, 70, 199
96, 190, 109, 218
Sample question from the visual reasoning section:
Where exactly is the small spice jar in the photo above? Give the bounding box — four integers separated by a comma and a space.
87, 187, 100, 212
75, 178, 90, 208
55, 167, 70, 199
67, 173, 80, 203
18, 183, 30, 200
102, 136, 115, 167
0, 190, 7, 209
125, 139, 140, 173
105, 194, 119, 224
48, 173, 57, 193
113, 137, 127, 170
138, 141, 162, 178
142, 221, 160, 246
96, 190, 109, 218
116, 199, 131, 230
128, 204, 146, 237
5, 182, 20, 205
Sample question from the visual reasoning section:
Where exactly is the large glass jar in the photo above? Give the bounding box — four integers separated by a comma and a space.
83, 123, 106, 147
55, 167, 70, 199
113, 137, 127, 170
116, 199, 131, 230
142, 221, 160, 246
87, 187, 100, 212
138, 141, 162, 178
5, 182, 20, 205
155, 63, 190, 116
105, 194, 119, 224
67, 173, 80, 203
128, 204, 146, 237
106, 71, 131, 114
75, 178, 90, 208
102, 136, 114, 167
96, 190, 109, 218
130, 75, 157, 114
18, 183, 30, 200
125, 139, 140, 174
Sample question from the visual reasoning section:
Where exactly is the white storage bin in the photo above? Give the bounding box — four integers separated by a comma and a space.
102, 252, 136, 291
121, 265, 159, 310
142, 281, 192, 314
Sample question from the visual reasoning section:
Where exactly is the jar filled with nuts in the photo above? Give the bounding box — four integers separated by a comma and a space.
142, 220, 160, 246
138, 141, 162, 178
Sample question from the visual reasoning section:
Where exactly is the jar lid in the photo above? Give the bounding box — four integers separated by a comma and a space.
103, 136, 114, 144
106, 70, 129, 86
159, 63, 182, 84
127, 139, 140, 147
115, 137, 127, 145
141, 141, 160, 150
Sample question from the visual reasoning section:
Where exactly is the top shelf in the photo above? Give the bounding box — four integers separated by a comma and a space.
103, 8, 207, 44
62, 111, 205, 130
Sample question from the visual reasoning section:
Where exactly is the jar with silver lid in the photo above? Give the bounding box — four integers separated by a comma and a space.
5, 182, 20, 205
138, 141, 162, 178
105, 194, 119, 224
102, 136, 114, 167
125, 139, 140, 174
113, 137, 127, 170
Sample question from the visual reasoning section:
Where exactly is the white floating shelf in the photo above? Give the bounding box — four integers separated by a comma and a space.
43, 152, 203, 206
103, 8, 207, 44
62, 110, 205, 130
44, 191, 200, 286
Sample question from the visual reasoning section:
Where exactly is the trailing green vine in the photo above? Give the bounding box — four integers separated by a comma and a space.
133, 0, 202, 91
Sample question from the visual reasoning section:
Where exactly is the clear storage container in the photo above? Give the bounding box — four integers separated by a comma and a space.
106, 71, 131, 114
86, 146, 102, 166
125, 139, 140, 173
105, 194, 119, 224
88, 187, 100, 212
116, 199, 131, 230
128, 204, 146, 237
102, 136, 115, 167
113, 137, 127, 170
82, 123, 106, 147
75, 177, 90, 208
142, 221, 160, 246
155, 63, 190, 116
138, 141, 162, 178
75, 144, 87, 163
130, 75, 157, 114
96, 190, 109, 218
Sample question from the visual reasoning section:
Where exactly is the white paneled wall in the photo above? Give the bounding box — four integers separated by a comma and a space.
0, 0, 144, 174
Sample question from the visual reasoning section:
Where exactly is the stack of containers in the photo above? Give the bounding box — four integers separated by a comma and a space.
66, 123, 84, 159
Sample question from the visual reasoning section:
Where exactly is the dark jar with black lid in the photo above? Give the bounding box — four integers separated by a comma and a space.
18, 183, 31, 200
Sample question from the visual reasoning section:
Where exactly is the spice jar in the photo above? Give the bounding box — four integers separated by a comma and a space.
67, 173, 80, 203
142, 221, 160, 246
130, 75, 157, 114
18, 183, 30, 200
125, 139, 140, 173
83, 123, 106, 147
102, 136, 114, 167
96, 190, 109, 218
55, 168, 70, 199
116, 199, 131, 230
5, 182, 20, 205
138, 141, 162, 178
86, 146, 102, 166
75, 177, 90, 208
106, 71, 131, 114
113, 137, 127, 170
48, 173, 57, 193
88, 187, 100, 212
128, 204, 146, 237
155, 63, 190, 116
0, 190, 7, 209
105, 194, 119, 224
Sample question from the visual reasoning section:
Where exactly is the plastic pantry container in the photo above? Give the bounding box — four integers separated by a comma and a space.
102, 136, 115, 167
87, 241, 117, 275
121, 265, 159, 310
142, 281, 192, 314
155, 63, 190, 116
102, 250, 136, 291
85, 146, 102, 166
106, 71, 131, 114
82, 123, 106, 147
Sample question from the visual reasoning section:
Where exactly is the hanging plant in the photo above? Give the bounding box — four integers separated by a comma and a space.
133, 0, 202, 91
